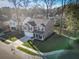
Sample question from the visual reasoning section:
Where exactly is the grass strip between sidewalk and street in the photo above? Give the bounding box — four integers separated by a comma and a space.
17, 46, 38, 55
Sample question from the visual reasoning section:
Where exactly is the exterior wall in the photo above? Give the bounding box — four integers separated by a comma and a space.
33, 24, 45, 40
9, 19, 17, 31
33, 32, 44, 40
44, 20, 54, 39
22, 23, 34, 37
23, 24, 34, 32
9, 20, 17, 27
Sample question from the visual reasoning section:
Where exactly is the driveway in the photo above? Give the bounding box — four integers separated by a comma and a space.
20, 36, 32, 42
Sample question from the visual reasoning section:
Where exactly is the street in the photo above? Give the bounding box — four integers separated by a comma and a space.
0, 41, 22, 59
0, 41, 42, 59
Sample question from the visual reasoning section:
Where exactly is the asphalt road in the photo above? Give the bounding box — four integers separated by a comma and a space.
0, 41, 22, 59
0, 47, 20, 59
0, 41, 42, 59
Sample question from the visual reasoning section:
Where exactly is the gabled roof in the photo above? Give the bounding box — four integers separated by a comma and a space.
23, 17, 53, 27
33, 18, 49, 26
28, 21, 36, 26
41, 23, 45, 27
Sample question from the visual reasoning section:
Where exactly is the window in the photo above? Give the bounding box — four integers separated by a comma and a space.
11, 27, 16, 30
33, 34, 36, 38
39, 35, 42, 39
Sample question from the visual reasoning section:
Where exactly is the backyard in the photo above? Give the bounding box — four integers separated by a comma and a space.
23, 33, 72, 53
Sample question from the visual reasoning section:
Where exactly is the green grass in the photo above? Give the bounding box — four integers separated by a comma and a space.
23, 41, 34, 49
8, 37, 17, 42
17, 47, 37, 55
32, 33, 71, 52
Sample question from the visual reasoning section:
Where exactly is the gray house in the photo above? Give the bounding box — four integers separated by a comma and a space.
22, 17, 54, 40
9, 15, 55, 40
9, 18, 17, 31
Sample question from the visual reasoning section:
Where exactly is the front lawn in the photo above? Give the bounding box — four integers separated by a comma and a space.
8, 36, 17, 42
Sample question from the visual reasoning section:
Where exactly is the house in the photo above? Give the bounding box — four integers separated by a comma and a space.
22, 17, 54, 40
22, 18, 35, 37
9, 14, 25, 31
9, 14, 55, 40
9, 18, 18, 31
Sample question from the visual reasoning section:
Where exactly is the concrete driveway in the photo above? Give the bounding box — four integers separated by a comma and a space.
20, 36, 32, 42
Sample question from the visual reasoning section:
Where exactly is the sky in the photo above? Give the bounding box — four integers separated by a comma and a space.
0, 0, 62, 8
0, 0, 14, 8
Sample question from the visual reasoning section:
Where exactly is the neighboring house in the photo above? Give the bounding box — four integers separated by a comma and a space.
22, 17, 34, 38
9, 18, 18, 31
9, 15, 55, 40
9, 14, 25, 31
22, 17, 54, 40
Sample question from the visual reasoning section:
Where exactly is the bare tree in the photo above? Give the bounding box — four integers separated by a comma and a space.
42, 0, 56, 18
8, 0, 20, 30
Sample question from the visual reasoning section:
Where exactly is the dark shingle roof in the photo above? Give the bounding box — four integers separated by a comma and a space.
28, 21, 36, 26
41, 23, 45, 27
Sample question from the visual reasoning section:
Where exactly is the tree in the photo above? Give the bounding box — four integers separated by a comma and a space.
42, 0, 56, 18
1, 7, 11, 20
58, 0, 67, 34
65, 0, 79, 36
19, 0, 30, 16
8, 0, 22, 31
